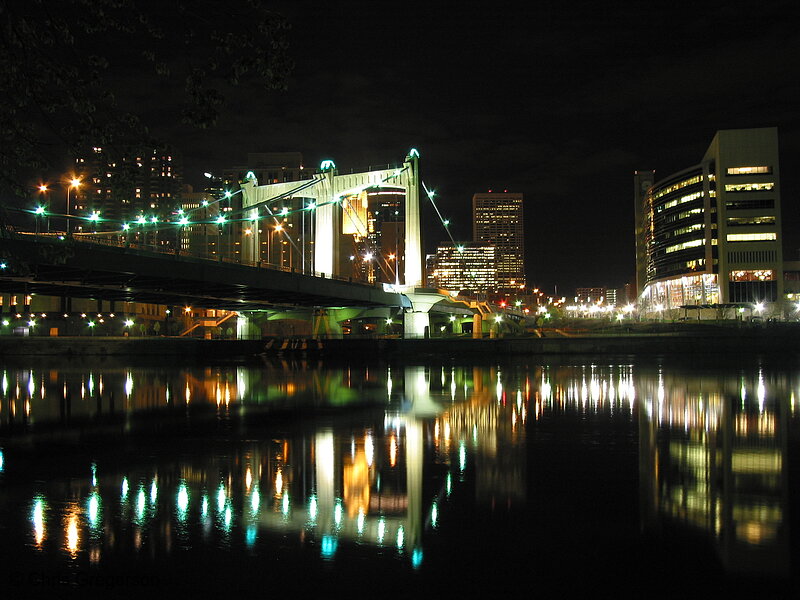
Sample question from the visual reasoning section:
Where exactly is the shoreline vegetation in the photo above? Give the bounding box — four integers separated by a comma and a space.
3, 322, 800, 359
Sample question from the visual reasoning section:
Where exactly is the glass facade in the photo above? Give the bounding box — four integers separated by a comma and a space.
636, 128, 782, 311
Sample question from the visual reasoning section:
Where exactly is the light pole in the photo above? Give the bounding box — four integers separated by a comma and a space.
38, 184, 49, 233
66, 177, 80, 235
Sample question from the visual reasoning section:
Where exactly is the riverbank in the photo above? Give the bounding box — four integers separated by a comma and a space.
2, 324, 800, 360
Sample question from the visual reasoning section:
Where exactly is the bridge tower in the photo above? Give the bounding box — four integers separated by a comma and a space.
239, 150, 422, 286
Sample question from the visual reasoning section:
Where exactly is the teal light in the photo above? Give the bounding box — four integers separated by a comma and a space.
150, 216, 158, 224
412, 548, 424, 569
87, 491, 101, 528
201, 494, 209, 518
136, 215, 147, 225
34, 206, 46, 215
217, 484, 226, 513
245, 171, 257, 182
443, 219, 449, 226
408, 148, 420, 158
224, 191, 232, 199
321, 535, 338, 558
91, 463, 97, 487
308, 495, 318, 522
334, 500, 343, 527
88, 211, 100, 222
459, 442, 467, 471
281, 492, 290, 516
177, 482, 189, 520
178, 216, 189, 226
377, 517, 386, 544
150, 479, 158, 504
250, 485, 260, 515
121, 477, 129, 499
431, 501, 439, 527
396, 525, 405, 549
246, 525, 257, 547
0, 448, 3, 472
320, 159, 336, 171
122, 223, 130, 231
215, 215, 227, 225
136, 487, 146, 521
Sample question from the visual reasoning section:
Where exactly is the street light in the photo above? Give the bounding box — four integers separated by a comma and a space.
37, 184, 49, 233
66, 177, 81, 234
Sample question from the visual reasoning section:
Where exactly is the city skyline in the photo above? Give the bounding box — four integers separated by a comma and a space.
6, 2, 800, 295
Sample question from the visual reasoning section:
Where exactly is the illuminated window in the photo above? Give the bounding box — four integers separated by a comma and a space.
651, 175, 702, 201
726, 233, 777, 242
665, 239, 705, 254
729, 270, 775, 282
724, 182, 774, 192
727, 216, 776, 227
726, 166, 772, 175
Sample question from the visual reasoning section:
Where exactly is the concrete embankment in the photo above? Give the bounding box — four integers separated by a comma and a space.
1, 327, 800, 361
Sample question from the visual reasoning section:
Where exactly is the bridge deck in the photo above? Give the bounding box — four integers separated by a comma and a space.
0, 233, 406, 310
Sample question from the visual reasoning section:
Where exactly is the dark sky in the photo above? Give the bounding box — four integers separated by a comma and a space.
61, 1, 800, 294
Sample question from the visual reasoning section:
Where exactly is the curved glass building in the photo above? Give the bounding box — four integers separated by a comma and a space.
635, 128, 782, 315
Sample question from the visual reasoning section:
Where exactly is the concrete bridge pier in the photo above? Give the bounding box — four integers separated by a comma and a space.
401, 289, 449, 339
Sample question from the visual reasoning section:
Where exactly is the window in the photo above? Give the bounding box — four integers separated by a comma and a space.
730, 270, 775, 281
726, 199, 774, 210
724, 182, 774, 192
726, 233, 777, 242
726, 216, 776, 227
726, 166, 772, 175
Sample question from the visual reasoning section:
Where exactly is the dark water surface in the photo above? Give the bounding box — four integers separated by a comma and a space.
1, 354, 798, 598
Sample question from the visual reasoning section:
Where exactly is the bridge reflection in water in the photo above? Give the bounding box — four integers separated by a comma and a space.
3, 361, 528, 571
0, 358, 796, 584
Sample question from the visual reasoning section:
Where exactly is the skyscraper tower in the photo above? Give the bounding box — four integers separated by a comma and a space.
472, 191, 525, 291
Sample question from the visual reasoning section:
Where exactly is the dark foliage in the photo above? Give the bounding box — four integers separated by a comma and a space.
0, 0, 292, 197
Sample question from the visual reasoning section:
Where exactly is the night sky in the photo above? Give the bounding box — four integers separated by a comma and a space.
35, 1, 800, 294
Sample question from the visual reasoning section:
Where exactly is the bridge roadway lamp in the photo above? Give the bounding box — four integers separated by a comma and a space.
66, 177, 81, 234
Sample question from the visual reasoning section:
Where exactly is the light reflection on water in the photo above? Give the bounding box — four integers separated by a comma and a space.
0, 358, 797, 591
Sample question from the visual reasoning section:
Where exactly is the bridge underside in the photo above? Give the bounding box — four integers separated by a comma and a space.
0, 235, 406, 311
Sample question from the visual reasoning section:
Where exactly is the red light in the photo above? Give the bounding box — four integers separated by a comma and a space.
500, 301, 507, 307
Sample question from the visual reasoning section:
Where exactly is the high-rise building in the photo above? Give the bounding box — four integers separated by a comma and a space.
635, 127, 783, 312
429, 242, 498, 293
472, 192, 525, 291
73, 145, 182, 235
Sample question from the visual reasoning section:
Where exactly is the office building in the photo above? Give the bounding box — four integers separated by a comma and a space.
576, 287, 607, 304
635, 128, 783, 314
73, 145, 182, 236
472, 191, 525, 291
429, 242, 498, 293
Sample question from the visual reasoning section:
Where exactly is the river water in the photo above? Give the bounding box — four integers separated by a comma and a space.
0, 354, 798, 597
